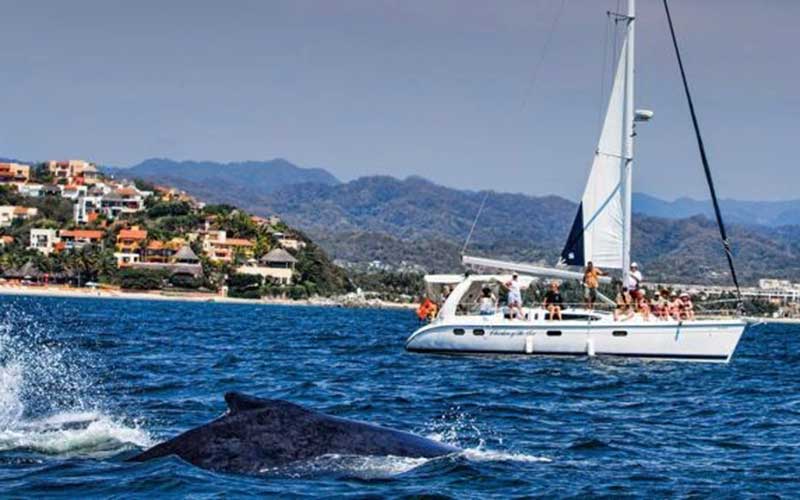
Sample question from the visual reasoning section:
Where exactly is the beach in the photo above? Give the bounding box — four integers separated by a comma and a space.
0, 283, 415, 310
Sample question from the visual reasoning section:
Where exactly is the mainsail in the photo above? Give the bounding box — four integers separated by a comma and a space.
561, 36, 630, 269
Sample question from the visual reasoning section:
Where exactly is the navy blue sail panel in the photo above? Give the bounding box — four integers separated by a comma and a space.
560, 203, 585, 266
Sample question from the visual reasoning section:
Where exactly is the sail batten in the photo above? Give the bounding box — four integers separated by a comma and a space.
561, 35, 630, 269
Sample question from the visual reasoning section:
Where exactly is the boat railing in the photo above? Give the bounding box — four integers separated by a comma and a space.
448, 301, 741, 321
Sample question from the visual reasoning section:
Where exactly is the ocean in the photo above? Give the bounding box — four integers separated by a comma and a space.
1, 295, 798, 497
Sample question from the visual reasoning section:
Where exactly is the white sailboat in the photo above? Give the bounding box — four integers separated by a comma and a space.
406, 0, 748, 362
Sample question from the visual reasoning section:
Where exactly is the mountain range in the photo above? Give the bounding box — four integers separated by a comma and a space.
102, 158, 339, 200
96, 157, 800, 285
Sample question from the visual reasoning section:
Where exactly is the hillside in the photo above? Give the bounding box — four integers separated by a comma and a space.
102, 158, 339, 205
101, 162, 800, 285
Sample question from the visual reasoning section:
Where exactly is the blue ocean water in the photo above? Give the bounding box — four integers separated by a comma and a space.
0, 295, 798, 497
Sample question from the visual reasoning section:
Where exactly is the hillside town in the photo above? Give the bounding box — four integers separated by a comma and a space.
0, 160, 351, 300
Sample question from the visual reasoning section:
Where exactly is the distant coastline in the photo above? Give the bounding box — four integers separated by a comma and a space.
0, 284, 415, 310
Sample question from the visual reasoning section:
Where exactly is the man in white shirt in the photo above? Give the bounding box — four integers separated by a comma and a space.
505, 273, 525, 319
626, 262, 643, 291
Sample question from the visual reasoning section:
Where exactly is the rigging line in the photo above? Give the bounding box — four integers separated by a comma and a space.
662, 0, 743, 304
461, 190, 490, 256
523, 0, 567, 107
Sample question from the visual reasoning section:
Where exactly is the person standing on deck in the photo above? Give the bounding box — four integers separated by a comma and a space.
582, 261, 605, 310
626, 262, 643, 291
504, 273, 525, 319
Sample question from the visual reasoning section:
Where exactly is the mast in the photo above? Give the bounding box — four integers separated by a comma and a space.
621, 0, 636, 288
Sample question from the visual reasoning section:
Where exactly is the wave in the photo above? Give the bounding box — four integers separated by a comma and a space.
0, 306, 151, 457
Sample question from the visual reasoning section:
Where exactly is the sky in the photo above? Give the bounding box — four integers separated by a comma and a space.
0, 0, 797, 201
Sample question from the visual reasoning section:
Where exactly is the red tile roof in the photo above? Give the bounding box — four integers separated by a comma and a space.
116, 187, 139, 197
222, 238, 254, 247
60, 229, 104, 240
118, 228, 147, 240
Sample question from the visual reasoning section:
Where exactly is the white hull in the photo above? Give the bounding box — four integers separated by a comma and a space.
406, 312, 747, 363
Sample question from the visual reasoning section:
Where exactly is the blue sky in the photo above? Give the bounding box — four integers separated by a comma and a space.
0, 0, 796, 201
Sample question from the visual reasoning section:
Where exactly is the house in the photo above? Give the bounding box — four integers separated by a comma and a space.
116, 227, 147, 253
46, 160, 99, 185
29, 229, 59, 254
114, 252, 141, 267
237, 248, 298, 285
142, 239, 185, 263
73, 195, 104, 224
173, 245, 201, 264
0, 206, 38, 227
40, 185, 62, 197
127, 246, 203, 281
59, 229, 104, 250
0, 163, 31, 183
202, 230, 254, 263
0, 235, 14, 247
100, 187, 146, 218
276, 234, 306, 251
59, 184, 88, 201
16, 183, 43, 197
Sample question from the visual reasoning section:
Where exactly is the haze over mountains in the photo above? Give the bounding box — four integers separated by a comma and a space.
100, 158, 800, 284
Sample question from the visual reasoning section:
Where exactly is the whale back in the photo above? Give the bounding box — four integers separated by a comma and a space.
129, 393, 457, 474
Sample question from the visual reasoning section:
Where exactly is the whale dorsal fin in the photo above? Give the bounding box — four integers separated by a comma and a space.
224, 392, 272, 413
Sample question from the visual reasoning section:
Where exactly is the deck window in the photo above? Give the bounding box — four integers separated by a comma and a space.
453, 328, 465, 336
612, 330, 628, 337
546, 330, 562, 337
473, 329, 485, 336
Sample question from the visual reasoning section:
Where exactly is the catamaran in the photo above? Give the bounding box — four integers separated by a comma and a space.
406, 0, 748, 362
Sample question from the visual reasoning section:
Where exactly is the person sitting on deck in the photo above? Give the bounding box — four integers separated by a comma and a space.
669, 292, 684, 320
582, 261, 606, 310
654, 289, 671, 320
679, 292, 696, 320
504, 273, 525, 319
636, 289, 651, 321
543, 281, 564, 320
614, 286, 634, 321
478, 286, 497, 316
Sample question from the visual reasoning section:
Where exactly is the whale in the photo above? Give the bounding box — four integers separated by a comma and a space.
129, 392, 459, 474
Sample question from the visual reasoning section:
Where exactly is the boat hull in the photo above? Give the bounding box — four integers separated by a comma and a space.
405, 318, 747, 363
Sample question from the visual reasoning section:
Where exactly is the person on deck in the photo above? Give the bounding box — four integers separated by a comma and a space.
669, 292, 684, 320
582, 261, 606, 310
655, 289, 671, 320
614, 286, 634, 321
680, 292, 695, 320
626, 262, 643, 291
504, 273, 526, 319
478, 286, 497, 316
543, 281, 564, 320
636, 289, 651, 321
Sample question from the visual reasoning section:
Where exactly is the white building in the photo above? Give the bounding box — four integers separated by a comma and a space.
237, 248, 298, 285
16, 183, 44, 197
74, 195, 104, 224
113, 252, 141, 267
0, 206, 38, 227
29, 228, 59, 255
759, 279, 793, 290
